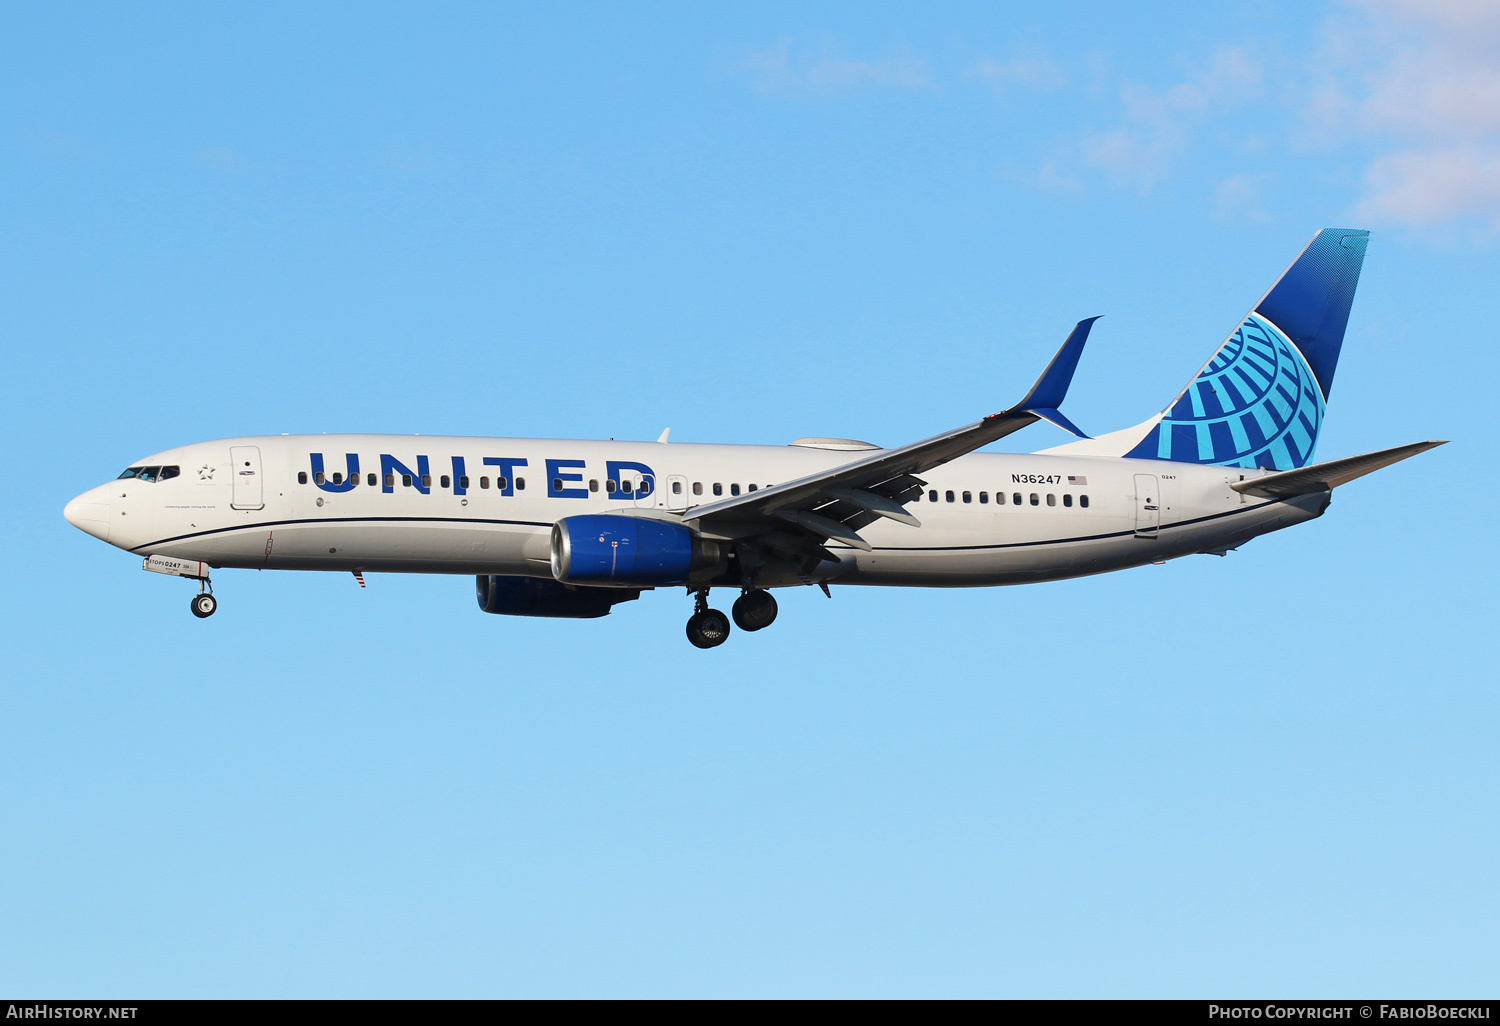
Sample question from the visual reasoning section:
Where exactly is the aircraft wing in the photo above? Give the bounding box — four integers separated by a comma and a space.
683, 318, 1099, 556
1231, 440, 1447, 499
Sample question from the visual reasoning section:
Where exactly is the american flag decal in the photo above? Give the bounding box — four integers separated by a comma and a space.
1068, 476, 1087, 485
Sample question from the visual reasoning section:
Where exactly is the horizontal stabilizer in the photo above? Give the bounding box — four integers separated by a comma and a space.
1232, 441, 1446, 499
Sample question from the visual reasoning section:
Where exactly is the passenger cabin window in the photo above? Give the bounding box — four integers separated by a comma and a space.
589, 479, 599, 492
515, 478, 525, 490
402, 474, 413, 488
298, 471, 308, 484
693, 482, 703, 495
421, 475, 432, 489
962, 491, 972, 503
1047, 493, 1056, 506
332, 472, 343, 485
620, 481, 633, 494
1063, 494, 1072, 507
980, 491, 988, 504
367, 473, 376, 486
497, 477, 509, 491
460, 476, 470, 489
314, 472, 326, 485
1080, 495, 1090, 508
672, 480, 682, 494
1013, 492, 1022, 505
1030, 493, 1039, 505
480, 476, 490, 489
385, 473, 395, 488
731, 483, 741, 496
441, 475, 451, 489
606, 479, 617, 492
945, 490, 955, 503
713, 483, 723, 496
929, 489, 938, 502
747, 483, 757, 492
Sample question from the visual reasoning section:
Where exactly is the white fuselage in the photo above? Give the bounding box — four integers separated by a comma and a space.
64, 434, 1328, 590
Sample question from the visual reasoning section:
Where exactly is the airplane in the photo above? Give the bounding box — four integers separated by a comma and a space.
64, 228, 1443, 648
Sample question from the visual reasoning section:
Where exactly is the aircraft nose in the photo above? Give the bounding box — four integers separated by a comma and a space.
64, 487, 112, 542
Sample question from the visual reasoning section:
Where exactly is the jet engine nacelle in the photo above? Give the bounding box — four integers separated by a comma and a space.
475, 575, 639, 618
551, 514, 723, 587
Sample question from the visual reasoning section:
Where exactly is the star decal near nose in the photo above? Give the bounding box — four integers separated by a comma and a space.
197, 465, 214, 480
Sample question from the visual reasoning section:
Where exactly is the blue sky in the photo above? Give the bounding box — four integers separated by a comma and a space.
2, 0, 1497, 997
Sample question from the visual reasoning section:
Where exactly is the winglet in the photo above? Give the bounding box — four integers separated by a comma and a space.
1008, 317, 1099, 438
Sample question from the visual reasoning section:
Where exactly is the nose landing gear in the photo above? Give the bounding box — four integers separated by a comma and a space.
685, 589, 731, 649
142, 554, 219, 618
188, 575, 218, 618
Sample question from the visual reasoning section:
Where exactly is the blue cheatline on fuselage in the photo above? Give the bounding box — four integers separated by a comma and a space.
1124, 312, 1325, 470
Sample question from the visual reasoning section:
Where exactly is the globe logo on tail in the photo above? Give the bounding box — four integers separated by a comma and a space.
1126, 313, 1325, 470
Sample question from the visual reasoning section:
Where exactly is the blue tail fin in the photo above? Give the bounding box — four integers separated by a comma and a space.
1122, 229, 1369, 470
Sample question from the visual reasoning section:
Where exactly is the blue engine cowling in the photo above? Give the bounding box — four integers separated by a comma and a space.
551, 514, 722, 587
475, 575, 639, 618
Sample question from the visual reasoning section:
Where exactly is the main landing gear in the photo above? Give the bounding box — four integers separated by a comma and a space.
685, 588, 779, 648
686, 590, 731, 649
732, 589, 777, 632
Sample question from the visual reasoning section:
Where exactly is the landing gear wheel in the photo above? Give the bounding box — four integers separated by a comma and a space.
191, 593, 218, 618
732, 590, 778, 632
686, 608, 731, 649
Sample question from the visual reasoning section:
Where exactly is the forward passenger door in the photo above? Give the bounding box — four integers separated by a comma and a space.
230, 445, 265, 510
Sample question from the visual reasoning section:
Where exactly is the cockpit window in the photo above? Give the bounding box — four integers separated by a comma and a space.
116, 465, 178, 482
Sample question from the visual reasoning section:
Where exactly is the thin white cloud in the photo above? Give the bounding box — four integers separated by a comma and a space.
1360, 148, 1500, 225
194, 147, 245, 171
1322, 0, 1500, 229
1213, 173, 1272, 223
37, 131, 89, 158
740, 40, 931, 96
1033, 158, 1085, 194
975, 55, 1065, 95
1078, 47, 1261, 190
